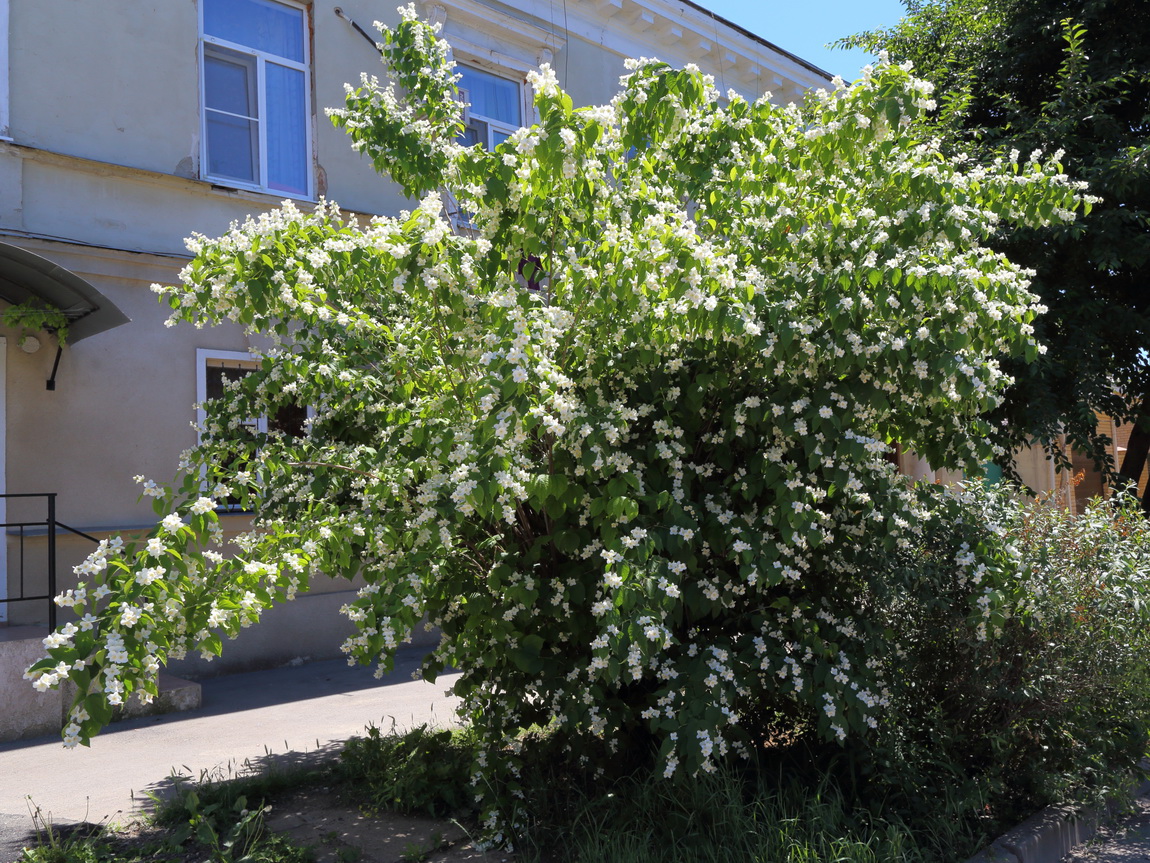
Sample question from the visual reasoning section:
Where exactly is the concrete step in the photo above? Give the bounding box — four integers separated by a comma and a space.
0, 630, 201, 743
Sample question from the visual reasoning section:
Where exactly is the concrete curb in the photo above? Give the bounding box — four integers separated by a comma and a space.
964, 780, 1150, 863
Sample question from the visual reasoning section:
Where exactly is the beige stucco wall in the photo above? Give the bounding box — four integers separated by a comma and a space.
0, 232, 244, 623
0, 632, 68, 739
1014, 444, 1059, 497
8, 0, 202, 177
4, 0, 819, 252
3, 239, 223, 525
899, 446, 1072, 506
557, 31, 630, 111
313, 1, 413, 215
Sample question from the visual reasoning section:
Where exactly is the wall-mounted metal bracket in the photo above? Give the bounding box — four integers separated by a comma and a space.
45, 344, 61, 390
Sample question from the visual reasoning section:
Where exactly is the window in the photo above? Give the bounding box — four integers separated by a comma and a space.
200, 0, 311, 197
197, 350, 307, 508
457, 65, 523, 150
446, 64, 527, 231
197, 350, 306, 440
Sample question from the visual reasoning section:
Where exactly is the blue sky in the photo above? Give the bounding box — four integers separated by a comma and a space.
699, 0, 909, 81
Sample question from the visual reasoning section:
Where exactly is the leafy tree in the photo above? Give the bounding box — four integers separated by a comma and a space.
28, 8, 1085, 834
844, 0, 1150, 508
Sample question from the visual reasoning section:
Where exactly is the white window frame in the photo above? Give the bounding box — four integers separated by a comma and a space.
197, 348, 299, 513
446, 59, 531, 232
197, 348, 312, 443
456, 63, 528, 151
196, 349, 266, 442
199, 0, 313, 199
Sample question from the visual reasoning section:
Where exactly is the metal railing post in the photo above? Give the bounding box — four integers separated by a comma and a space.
47, 493, 56, 632
0, 493, 91, 629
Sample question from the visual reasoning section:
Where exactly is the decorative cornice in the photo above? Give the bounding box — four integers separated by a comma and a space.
576, 0, 830, 96
426, 3, 448, 29
453, 0, 830, 102
423, 0, 566, 73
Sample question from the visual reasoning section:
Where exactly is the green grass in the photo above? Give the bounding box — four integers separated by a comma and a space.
513, 766, 970, 863
336, 722, 476, 816
19, 724, 991, 863
334, 724, 990, 863
150, 759, 330, 829
18, 828, 312, 863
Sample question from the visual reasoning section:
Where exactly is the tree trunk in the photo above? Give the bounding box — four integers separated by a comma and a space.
1117, 393, 1150, 514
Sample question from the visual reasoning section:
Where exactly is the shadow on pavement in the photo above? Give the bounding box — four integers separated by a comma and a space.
138, 739, 348, 811
0, 645, 455, 753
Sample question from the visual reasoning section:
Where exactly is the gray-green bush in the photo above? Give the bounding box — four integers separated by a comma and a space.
863, 483, 1150, 825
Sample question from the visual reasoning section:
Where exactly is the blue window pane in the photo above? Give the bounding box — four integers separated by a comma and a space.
458, 66, 520, 125
206, 112, 258, 182
266, 63, 308, 195
204, 0, 304, 62
204, 51, 256, 117
458, 124, 483, 147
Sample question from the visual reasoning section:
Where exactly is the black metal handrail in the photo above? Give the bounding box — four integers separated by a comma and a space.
0, 493, 99, 630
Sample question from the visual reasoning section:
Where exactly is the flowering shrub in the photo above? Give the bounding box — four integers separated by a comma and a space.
27, 6, 1089, 833
864, 483, 1150, 823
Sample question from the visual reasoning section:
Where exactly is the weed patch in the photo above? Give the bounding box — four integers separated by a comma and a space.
337, 723, 475, 817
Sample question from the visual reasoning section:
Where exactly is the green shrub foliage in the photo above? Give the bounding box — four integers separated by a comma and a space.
28, 7, 1094, 835
869, 485, 1150, 819
339, 724, 474, 817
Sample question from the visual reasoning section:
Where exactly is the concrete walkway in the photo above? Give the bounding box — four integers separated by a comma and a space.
0, 647, 459, 862
1060, 797, 1150, 862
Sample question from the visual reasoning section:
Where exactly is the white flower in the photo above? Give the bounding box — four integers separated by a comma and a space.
190, 497, 215, 515
161, 514, 183, 534
136, 566, 166, 586
43, 631, 72, 650
119, 605, 143, 627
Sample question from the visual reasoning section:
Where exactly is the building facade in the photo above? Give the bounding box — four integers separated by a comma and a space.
0, 0, 830, 697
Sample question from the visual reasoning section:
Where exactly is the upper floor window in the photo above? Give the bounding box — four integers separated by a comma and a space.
201, 0, 311, 198
458, 65, 522, 149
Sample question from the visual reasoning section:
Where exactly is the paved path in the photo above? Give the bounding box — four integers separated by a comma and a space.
0, 648, 459, 862
1061, 797, 1150, 862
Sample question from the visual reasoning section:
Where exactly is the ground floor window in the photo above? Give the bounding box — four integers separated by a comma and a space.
196, 349, 306, 509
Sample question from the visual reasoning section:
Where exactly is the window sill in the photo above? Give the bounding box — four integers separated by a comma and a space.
205, 179, 315, 205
